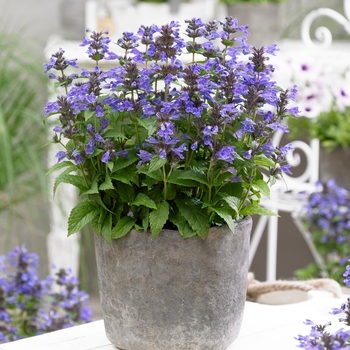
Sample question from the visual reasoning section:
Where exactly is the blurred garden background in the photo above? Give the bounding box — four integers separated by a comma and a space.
0, 0, 349, 320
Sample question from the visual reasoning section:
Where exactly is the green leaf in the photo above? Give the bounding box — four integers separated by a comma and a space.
149, 201, 169, 239
110, 173, 131, 186
99, 173, 114, 191
240, 205, 279, 217
222, 196, 241, 213
138, 167, 162, 181
175, 198, 209, 238
255, 154, 275, 168
168, 170, 208, 187
252, 179, 270, 198
116, 182, 135, 203
46, 161, 77, 175
210, 207, 236, 234
132, 193, 157, 209
148, 155, 167, 173
138, 116, 157, 136
100, 212, 113, 244
169, 211, 196, 239
84, 178, 99, 195
112, 151, 139, 172
68, 200, 100, 236
53, 173, 88, 194
111, 216, 136, 239
141, 207, 150, 232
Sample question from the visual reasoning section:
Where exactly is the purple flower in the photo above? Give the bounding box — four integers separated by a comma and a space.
138, 150, 153, 165
171, 143, 187, 159
56, 151, 68, 163
215, 146, 238, 163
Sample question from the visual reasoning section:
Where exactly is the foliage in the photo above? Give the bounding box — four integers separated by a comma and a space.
44, 17, 298, 242
0, 33, 48, 212
288, 107, 350, 152
0, 245, 92, 343
295, 261, 350, 349
295, 179, 350, 284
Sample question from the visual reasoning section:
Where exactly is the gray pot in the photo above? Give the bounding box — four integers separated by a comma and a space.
226, 3, 285, 47
94, 216, 252, 350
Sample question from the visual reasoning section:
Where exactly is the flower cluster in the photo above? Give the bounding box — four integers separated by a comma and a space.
295, 179, 350, 283
0, 245, 92, 343
295, 260, 350, 349
44, 17, 298, 241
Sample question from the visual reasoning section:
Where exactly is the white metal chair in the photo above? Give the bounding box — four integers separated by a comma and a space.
249, 131, 320, 281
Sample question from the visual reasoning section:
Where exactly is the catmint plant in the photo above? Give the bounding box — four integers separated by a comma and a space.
44, 17, 299, 242
0, 245, 92, 343
295, 179, 350, 284
295, 260, 350, 349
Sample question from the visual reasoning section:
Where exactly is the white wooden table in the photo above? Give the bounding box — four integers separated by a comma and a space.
0, 291, 346, 350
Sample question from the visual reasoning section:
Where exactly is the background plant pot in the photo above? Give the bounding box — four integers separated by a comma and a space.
226, 3, 285, 47
94, 216, 252, 350
319, 146, 350, 190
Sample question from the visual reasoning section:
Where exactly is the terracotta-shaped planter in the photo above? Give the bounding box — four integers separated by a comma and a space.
94, 216, 252, 350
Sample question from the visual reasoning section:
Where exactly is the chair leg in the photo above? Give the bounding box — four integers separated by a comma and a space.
249, 215, 269, 268
266, 215, 279, 281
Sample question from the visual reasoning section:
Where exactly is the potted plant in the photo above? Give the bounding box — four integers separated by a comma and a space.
295, 179, 350, 285
219, 0, 286, 47
43, 17, 298, 349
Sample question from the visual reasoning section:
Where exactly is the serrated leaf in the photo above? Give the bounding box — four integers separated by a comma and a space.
141, 207, 150, 232
168, 170, 208, 187
149, 201, 169, 239
99, 173, 114, 191
222, 196, 241, 213
132, 193, 157, 209
100, 212, 113, 244
112, 151, 139, 172
110, 173, 131, 185
255, 154, 275, 167
116, 182, 134, 203
138, 116, 157, 136
111, 216, 136, 239
149, 155, 167, 173
169, 211, 196, 239
175, 198, 209, 238
68, 200, 100, 236
53, 173, 88, 194
211, 207, 236, 234
85, 178, 99, 195
138, 167, 162, 181
46, 161, 77, 175
240, 205, 279, 217
252, 179, 270, 198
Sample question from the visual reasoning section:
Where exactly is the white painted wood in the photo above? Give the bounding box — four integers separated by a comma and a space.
0, 292, 344, 350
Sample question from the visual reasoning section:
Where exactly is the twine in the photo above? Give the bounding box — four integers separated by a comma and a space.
246, 272, 343, 302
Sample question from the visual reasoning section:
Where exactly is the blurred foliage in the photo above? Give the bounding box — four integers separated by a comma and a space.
0, 33, 48, 212
288, 107, 350, 152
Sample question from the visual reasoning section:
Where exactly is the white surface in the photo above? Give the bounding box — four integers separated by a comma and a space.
0, 292, 346, 350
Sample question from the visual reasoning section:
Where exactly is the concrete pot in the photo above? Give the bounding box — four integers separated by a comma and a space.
226, 3, 285, 47
94, 216, 252, 350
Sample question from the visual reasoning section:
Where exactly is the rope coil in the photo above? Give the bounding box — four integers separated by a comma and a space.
246, 272, 343, 302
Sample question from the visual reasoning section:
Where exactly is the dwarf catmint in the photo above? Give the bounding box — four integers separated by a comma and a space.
44, 17, 299, 241
0, 246, 92, 343
296, 179, 350, 283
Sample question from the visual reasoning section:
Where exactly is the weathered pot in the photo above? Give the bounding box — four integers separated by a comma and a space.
94, 216, 252, 350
